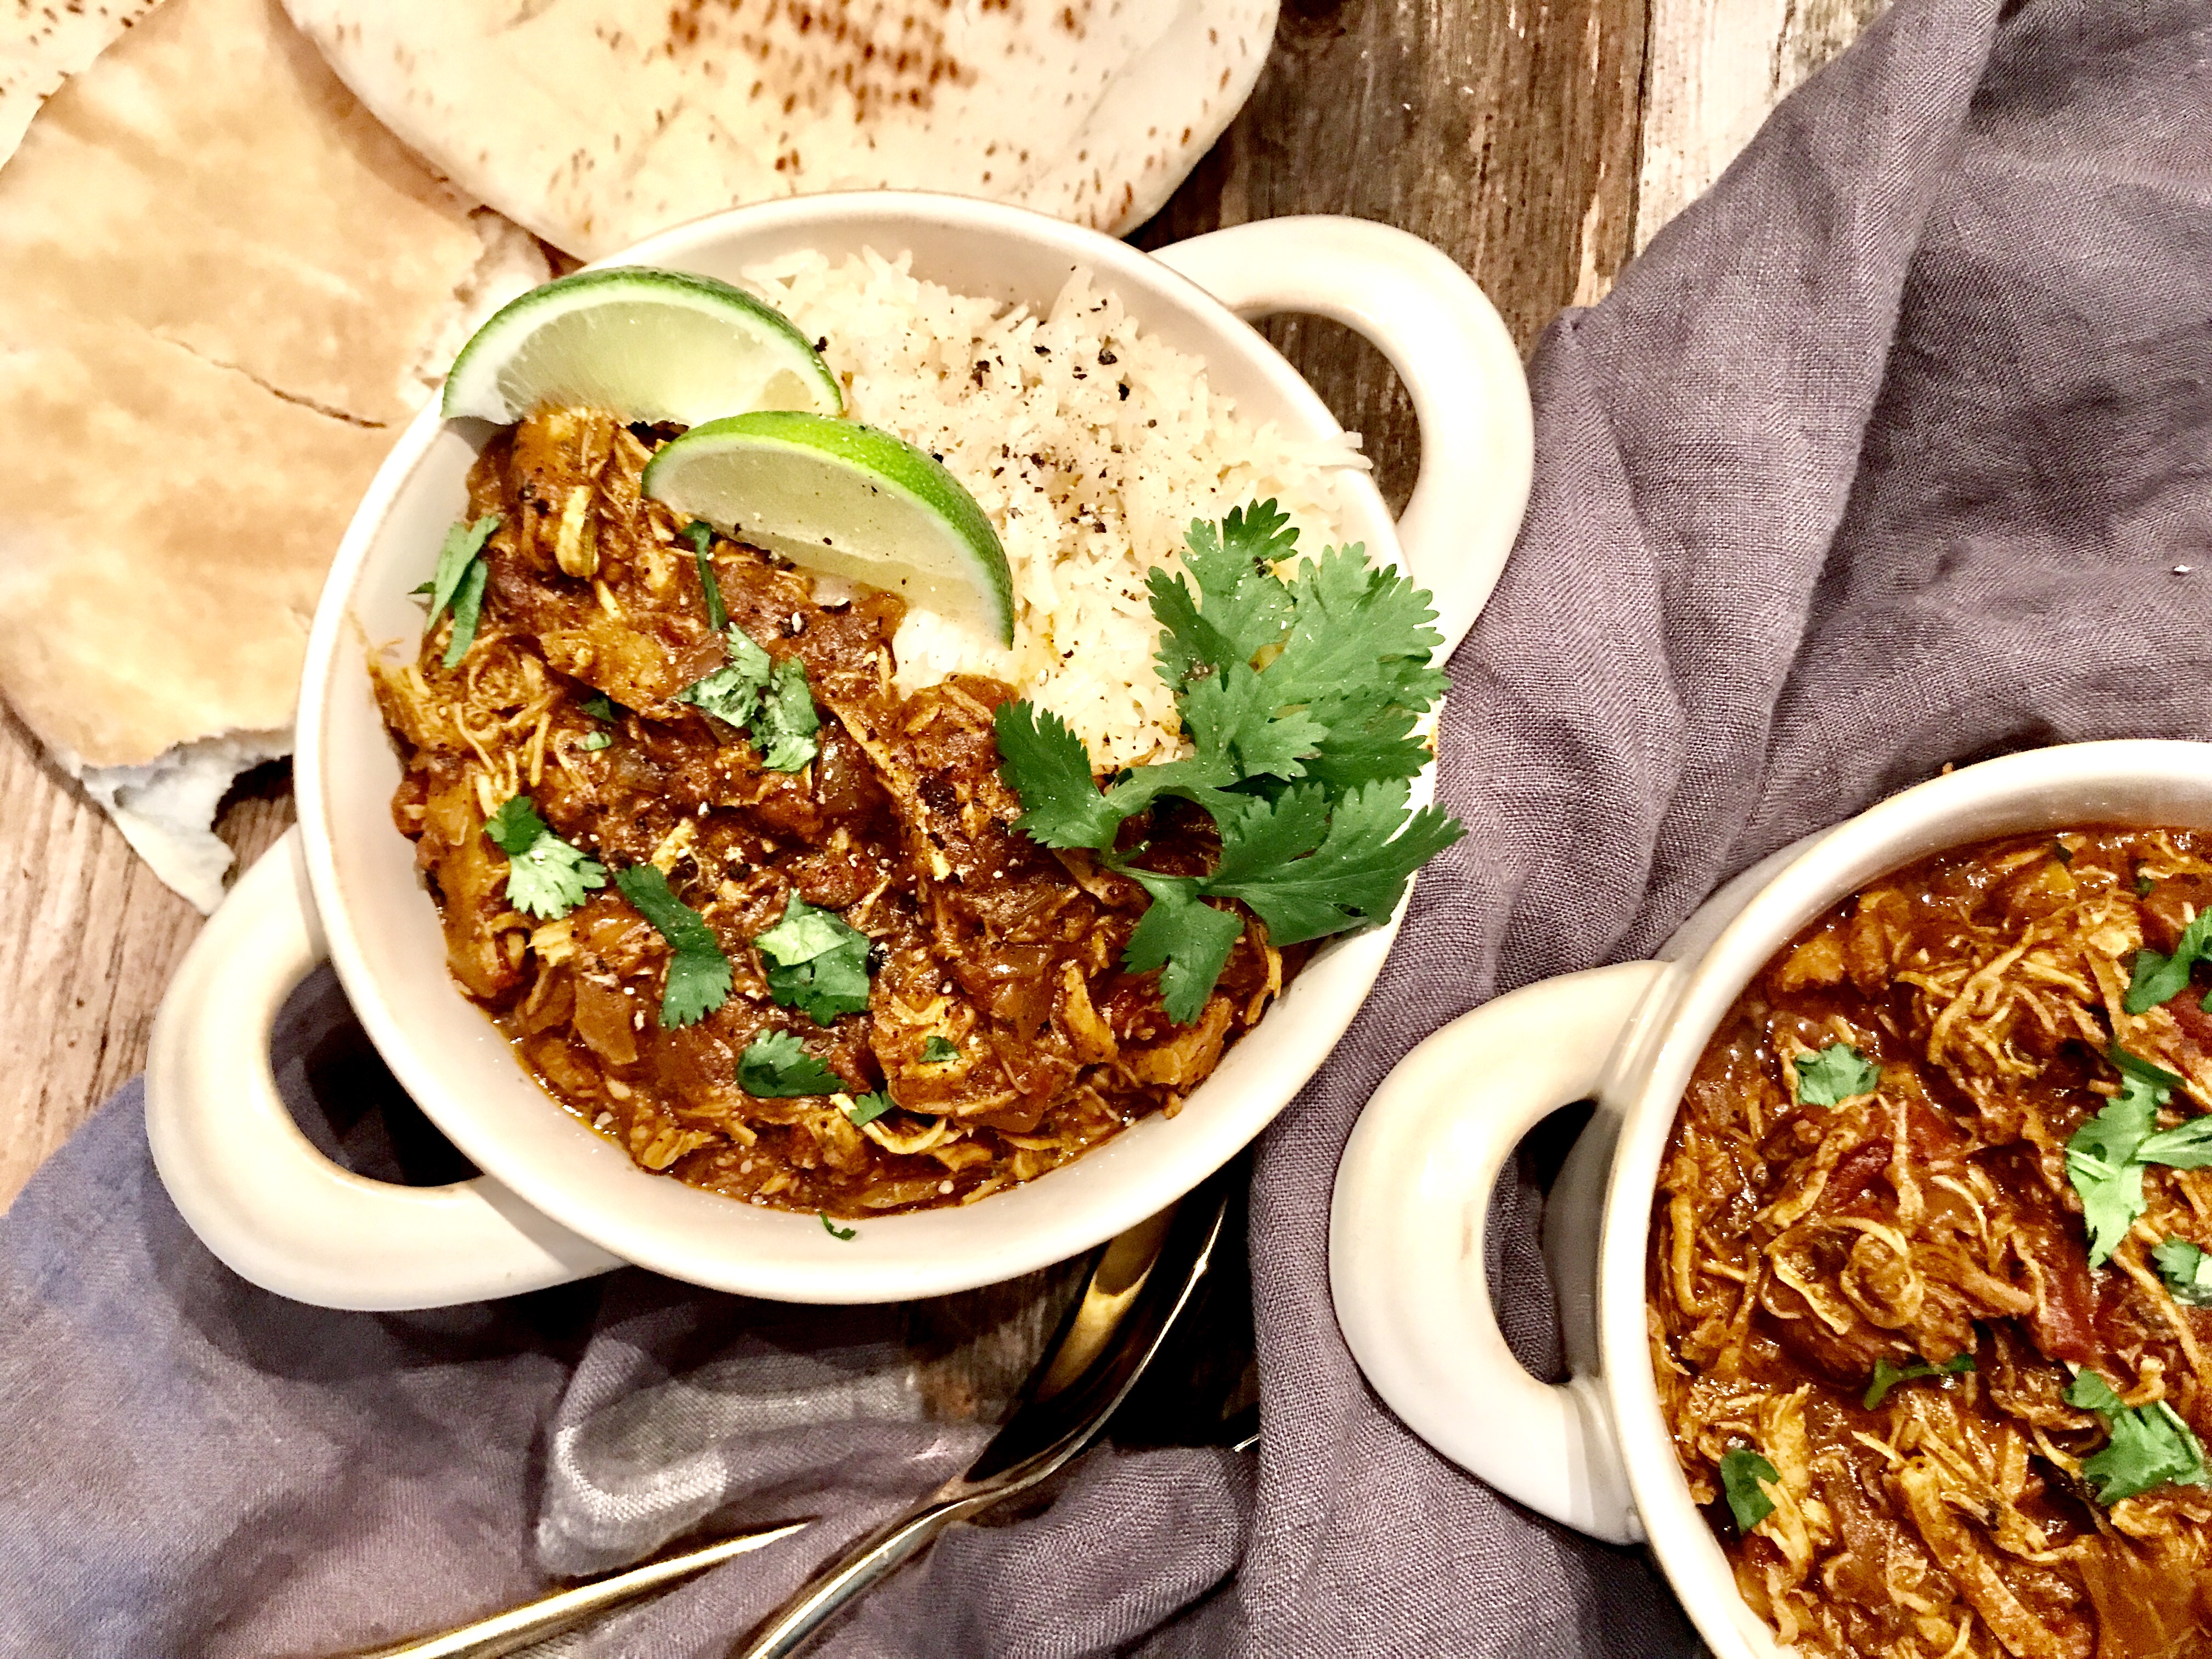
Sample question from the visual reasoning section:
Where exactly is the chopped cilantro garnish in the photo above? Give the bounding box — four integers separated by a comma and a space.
481, 795, 605, 920
2124, 907, 2212, 1015
820, 1213, 858, 1240
757, 655, 820, 771
1794, 1041, 1881, 1107
2067, 1046, 2209, 1265
2137, 873, 2157, 898
1864, 1352, 1974, 1409
582, 693, 622, 722
678, 627, 817, 771
421, 515, 499, 668
612, 864, 731, 1028
2052, 839, 2073, 866
738, 1030, 843, 1097
579, 730, 612, 752
992, 502, 1463, 1023
845, 1090, 895, 1127
754, 894, 872, 1024
2154, 1238, 2212, 1307
2066, 1370, 2211, 1503
921, 1035, 960, 1064
682, 519, 728, 631
1717, 1448, 1779, 1533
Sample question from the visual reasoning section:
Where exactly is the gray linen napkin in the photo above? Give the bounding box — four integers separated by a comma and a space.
9, 0, 2212, 1650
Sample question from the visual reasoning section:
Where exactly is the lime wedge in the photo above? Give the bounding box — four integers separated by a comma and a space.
442, 267, 841, 426
641, 411, 1015, 646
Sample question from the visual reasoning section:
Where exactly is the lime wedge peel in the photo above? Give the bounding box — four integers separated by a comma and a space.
642, 411, 1015, 647
442, 267, 842, 427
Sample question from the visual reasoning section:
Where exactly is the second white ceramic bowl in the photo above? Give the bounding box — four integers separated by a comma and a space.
146, 192, 1533, 1310
1331, 738, 2212, 1657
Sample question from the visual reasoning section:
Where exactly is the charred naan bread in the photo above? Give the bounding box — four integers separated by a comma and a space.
278, 0, 1277, 259
0, 0, 548, 909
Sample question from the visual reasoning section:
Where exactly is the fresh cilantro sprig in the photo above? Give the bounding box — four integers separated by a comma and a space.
2124, 907, 2212, 1015
754, 894, 872, 1024
613, 864, 731, 1028
420, 515, 500, 668
682, 519, 729, 632
679, 625, 820, 772
1864, 1351, 1974, 1410
1717, 1447, 1778, 1533
2153, 1238, 2212, 1307
739, 1030, 842, 1097
1794, 1042, 1881, 1107
2066, 1046, 2209, 1266
820, 1213, 858, 1240
2065, 1371, 2211, 1504
994, 501, 1464, 1023
482, 795, 605, 919
845, 1090, 895, 1127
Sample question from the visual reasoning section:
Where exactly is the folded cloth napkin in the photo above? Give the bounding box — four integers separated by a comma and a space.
8, 0, 2212, 1651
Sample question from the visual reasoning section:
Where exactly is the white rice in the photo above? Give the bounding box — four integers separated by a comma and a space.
740, 250, 1367, 770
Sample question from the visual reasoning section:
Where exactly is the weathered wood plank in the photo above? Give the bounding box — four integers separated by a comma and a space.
1634, 0, 1889, 252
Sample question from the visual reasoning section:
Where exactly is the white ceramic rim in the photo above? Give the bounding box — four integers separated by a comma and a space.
280, 191, 1531, 1305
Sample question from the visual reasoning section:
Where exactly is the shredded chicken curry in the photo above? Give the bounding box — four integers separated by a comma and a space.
373, 407, 1290, 1216
1655, 830, 2212, 1659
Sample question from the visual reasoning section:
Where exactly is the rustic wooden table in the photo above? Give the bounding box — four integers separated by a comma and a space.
0, 0, 1883, 1206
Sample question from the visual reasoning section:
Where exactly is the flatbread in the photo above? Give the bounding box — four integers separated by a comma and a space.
279, 0, 1278, 259
0, 0, 161, 168
0, 0, 549, 910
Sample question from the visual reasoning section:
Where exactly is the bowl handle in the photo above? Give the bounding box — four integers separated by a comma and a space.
145, 827, 623, 1310
1148, 216, 1533, 657
1329, 961, 1667, 1544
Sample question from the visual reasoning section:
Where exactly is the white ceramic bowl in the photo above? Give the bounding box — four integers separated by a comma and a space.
1329, 738, 2212, 1656
145, 192, 1533, 1311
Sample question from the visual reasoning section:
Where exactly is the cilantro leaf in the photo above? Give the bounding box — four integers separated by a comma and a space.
2154, 1238, 2212, 1307
756, 654, 820, 771
679, 627, 774, 726
443, 557, 490, 669
1201, 780, 1464, 946
2066, 1372, 2211, 1503
1151, 500, 1299, 687
1795, 1042, 1881, 1108
481, 795, 605, 920
579, 730, 612, 752
1299, 701, 1432, 794
738, 1030, 843, 1097
2125, 907, 2212, 1015
1262, 542, 1448, 719
754, 893, 872, 1024
427, 515, 499, 622
613, 864, 731, 1028
1864, 1352, 1974, 1409
1179, 663, 1330, 782
921, 1036, 960, 1064
845, 1090, 895, 1127
582, 693, 623, 722
821, 1213, 858, 1240
683, 519, 728, 631
1717, 1448, 1779, 1533
2068, 1086, 2160, 1268
993, 701, 1121, 850
1121, 872, 1244, 1024
2141, 1115, 2212, 1167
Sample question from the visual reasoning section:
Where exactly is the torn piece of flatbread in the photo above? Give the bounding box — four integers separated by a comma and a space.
0, 0, 161, 168
279, 0, 1278, 260
0, 0, 548, 912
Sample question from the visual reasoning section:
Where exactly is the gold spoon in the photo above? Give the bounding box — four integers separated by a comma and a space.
338, 1171, 1233, 1659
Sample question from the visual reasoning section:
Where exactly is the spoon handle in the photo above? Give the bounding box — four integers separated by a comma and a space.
346, 1521, 809, 1659
729, 1485, 1002, 1659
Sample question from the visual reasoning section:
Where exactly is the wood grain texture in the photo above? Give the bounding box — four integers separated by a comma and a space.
1634, 0, 1888, 251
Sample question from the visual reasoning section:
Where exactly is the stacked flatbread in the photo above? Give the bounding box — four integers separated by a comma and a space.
0, 0, 548, 909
